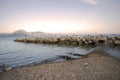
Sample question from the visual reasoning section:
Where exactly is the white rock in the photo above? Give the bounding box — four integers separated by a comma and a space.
84, 63, 88, 66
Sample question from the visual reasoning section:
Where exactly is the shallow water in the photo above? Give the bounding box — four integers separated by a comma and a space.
105, 46, 120, 60
0, 36, 120, 73
0, 37, 93, 70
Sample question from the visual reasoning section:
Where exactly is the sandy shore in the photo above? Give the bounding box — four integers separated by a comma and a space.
0, 49, 120, 80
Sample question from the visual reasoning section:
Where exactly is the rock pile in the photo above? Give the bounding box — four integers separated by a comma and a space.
14, 35, 120, 46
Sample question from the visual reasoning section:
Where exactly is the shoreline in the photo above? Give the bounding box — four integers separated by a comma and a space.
0, 48, 120, 80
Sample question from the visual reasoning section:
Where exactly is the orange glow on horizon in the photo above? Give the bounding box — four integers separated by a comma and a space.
22, 21, 89, 33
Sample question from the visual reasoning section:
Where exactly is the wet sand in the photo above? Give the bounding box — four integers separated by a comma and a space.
0, 49, 120, 80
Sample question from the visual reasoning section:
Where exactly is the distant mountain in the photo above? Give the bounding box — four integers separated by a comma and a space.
0, 30, 49, 37
0, 30, 29, 37
12, 30, 28, 36
0, 33, 11, 37
13, 30, 28, 34
29, 31, 45, 37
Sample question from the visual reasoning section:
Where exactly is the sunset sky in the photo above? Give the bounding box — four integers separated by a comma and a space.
0, 0, 120, 34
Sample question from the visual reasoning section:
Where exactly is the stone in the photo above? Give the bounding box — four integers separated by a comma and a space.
14, 35, 120, 46
83, 63, 88, 66
3, 67, 12, 71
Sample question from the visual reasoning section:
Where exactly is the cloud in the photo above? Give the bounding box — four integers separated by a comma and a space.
81, 0, 108, 5
85, 0, 97, 5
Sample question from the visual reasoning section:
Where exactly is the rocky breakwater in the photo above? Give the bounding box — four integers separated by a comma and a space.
14, 35, 120, 46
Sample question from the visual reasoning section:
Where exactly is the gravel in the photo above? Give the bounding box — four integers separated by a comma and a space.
0, 49, 120, 80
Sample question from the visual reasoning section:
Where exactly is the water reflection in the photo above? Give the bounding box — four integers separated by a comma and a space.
0, 37, 120, 73
0, 37, 93, 69
105, 46, 120, 60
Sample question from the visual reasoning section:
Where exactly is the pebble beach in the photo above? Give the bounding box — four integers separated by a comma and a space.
0, 48, 120, 80
1, 0, 120, 79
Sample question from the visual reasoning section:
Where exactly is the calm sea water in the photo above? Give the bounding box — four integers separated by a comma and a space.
0, 36, 93, 69
0, 36, 120, 72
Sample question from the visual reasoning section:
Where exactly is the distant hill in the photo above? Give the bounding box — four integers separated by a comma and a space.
29, 31, 46, 37
12, 30, 28, 36
13, 30, 28, 34
0, 33, 11, 37
0, 30, 28, 37
0, 30, 47, 37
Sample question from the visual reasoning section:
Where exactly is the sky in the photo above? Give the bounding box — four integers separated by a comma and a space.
0, 0, 120, 34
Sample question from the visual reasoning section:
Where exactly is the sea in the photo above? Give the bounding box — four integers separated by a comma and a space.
0, 36, 120, 72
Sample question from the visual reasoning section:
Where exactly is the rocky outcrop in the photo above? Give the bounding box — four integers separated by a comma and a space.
14, 35, 120, 46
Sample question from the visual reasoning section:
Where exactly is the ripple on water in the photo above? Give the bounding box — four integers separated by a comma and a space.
1, 37, 120, 73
